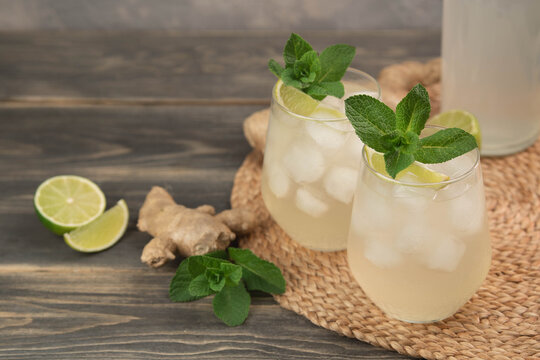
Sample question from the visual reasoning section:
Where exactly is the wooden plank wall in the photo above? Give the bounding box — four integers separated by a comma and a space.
0, 0, 442, 30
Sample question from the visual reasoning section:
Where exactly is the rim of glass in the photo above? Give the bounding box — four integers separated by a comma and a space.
271, 67, 381, 123
361, 126, 481, 187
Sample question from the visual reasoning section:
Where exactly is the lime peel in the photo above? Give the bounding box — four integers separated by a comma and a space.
34, 175, 106, 235
274, 80, 319, 117
366, 149, 449, 189
428, 109, 482, 149
64, 199, 129, 253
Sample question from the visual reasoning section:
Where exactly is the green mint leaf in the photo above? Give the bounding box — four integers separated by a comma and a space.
281, 67, 304, 89
283, 33, 313, 67
268, 59, 284, 78
219, 262, 243, 287
298, 51, 320, 78
413, 128, 478, 164
269, 34, 356, 101
380, 131, 402, 153
206, 250, 229, 259
287, 51, 320, 88
319, 81, 345, 98
345, 95, 397, 153
395, 131, 420, 154
395, 84, 431, 135
305, 85, 328, 101
188, 273, 214, 297
213, 281, 251, 326
228, 248, 286, 294
306, 81, 345, 100
318, 44, 356, 83
384, 150, 415, 178
205, 268, 226, 292
188, 255, 228, 277
346, 83, 479, 176
170, 258, 207, 302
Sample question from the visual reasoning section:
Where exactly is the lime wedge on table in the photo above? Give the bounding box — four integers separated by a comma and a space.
428, 110, 482, 149
34, 175, 106, 235
64, 200, 129, 253
366, 149, 449, 188
274, 80, 319, 116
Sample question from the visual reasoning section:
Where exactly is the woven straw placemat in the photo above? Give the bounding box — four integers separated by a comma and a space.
230, 61, 539, 360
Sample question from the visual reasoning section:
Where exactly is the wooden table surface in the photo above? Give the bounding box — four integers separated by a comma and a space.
0, 30, 440, 359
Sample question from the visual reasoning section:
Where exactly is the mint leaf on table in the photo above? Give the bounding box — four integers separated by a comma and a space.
414, 127, 478, 163
228, 248, 286, 294
205, 268, 226, 292
188, 255, 228, 277
268, 33, 355, 100
213, 281, 251, 327
170, 259, 205, 302
188, 273, 214, 297
168, 247, 286, 326
345, 83, 479, 178
205, 250, 229, 259
218, 262, 243, 287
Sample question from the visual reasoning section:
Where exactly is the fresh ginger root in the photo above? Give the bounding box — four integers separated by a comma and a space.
138, 186, 257, 268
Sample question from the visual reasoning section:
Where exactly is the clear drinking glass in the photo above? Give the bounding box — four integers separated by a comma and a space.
442, 0, 540, 155
347, 127, 491, 323
261, 69, 380, 251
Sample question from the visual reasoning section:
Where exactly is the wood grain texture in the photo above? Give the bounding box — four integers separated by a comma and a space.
0, 105, 256, 267
0, 0, 441, 31
0, 266, 409, 359
0, 30, 441, 101
0, 31, 432, 359
0, 105, 412, 359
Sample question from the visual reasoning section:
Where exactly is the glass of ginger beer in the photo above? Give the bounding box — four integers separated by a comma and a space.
261, 69, 380, 251
347, 126, 491, 323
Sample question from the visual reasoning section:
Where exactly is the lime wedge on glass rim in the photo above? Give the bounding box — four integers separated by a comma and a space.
64, 199, 129, 253
34, 175, 106, 235
274, 80, 319, 116
365, 149, 449, 189
428, 109, 482, 149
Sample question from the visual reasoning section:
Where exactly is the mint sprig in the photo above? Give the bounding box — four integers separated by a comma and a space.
345, 84, 478, 178
169, 248, 286, 327
268, 33, 355, 100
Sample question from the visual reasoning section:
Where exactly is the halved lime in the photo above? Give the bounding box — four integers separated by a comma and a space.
274, 80, 319, 116
34, 175, 106, 235
64, 199, 129, 253
366, 149, 449, 188
428, 110, 482, 149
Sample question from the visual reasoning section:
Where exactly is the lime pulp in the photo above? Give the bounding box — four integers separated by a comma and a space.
34, 175, 106, 235
64, 199, 129, 253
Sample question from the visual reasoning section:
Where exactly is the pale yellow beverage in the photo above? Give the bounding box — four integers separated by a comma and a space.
348, 140, 491, 323
261, 69, 380, 251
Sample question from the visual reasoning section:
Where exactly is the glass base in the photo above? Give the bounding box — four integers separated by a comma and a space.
296, 243, 346, 252
481, 129, 540, 156
394, 317, 447, 324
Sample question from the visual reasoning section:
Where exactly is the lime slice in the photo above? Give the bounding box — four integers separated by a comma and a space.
64, 199, 129, 253
366, 149, 449, 188
34, 175, 106, 235
428, 110, 482, 149
311, 105, 346, 120
274, 80, 319, 116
